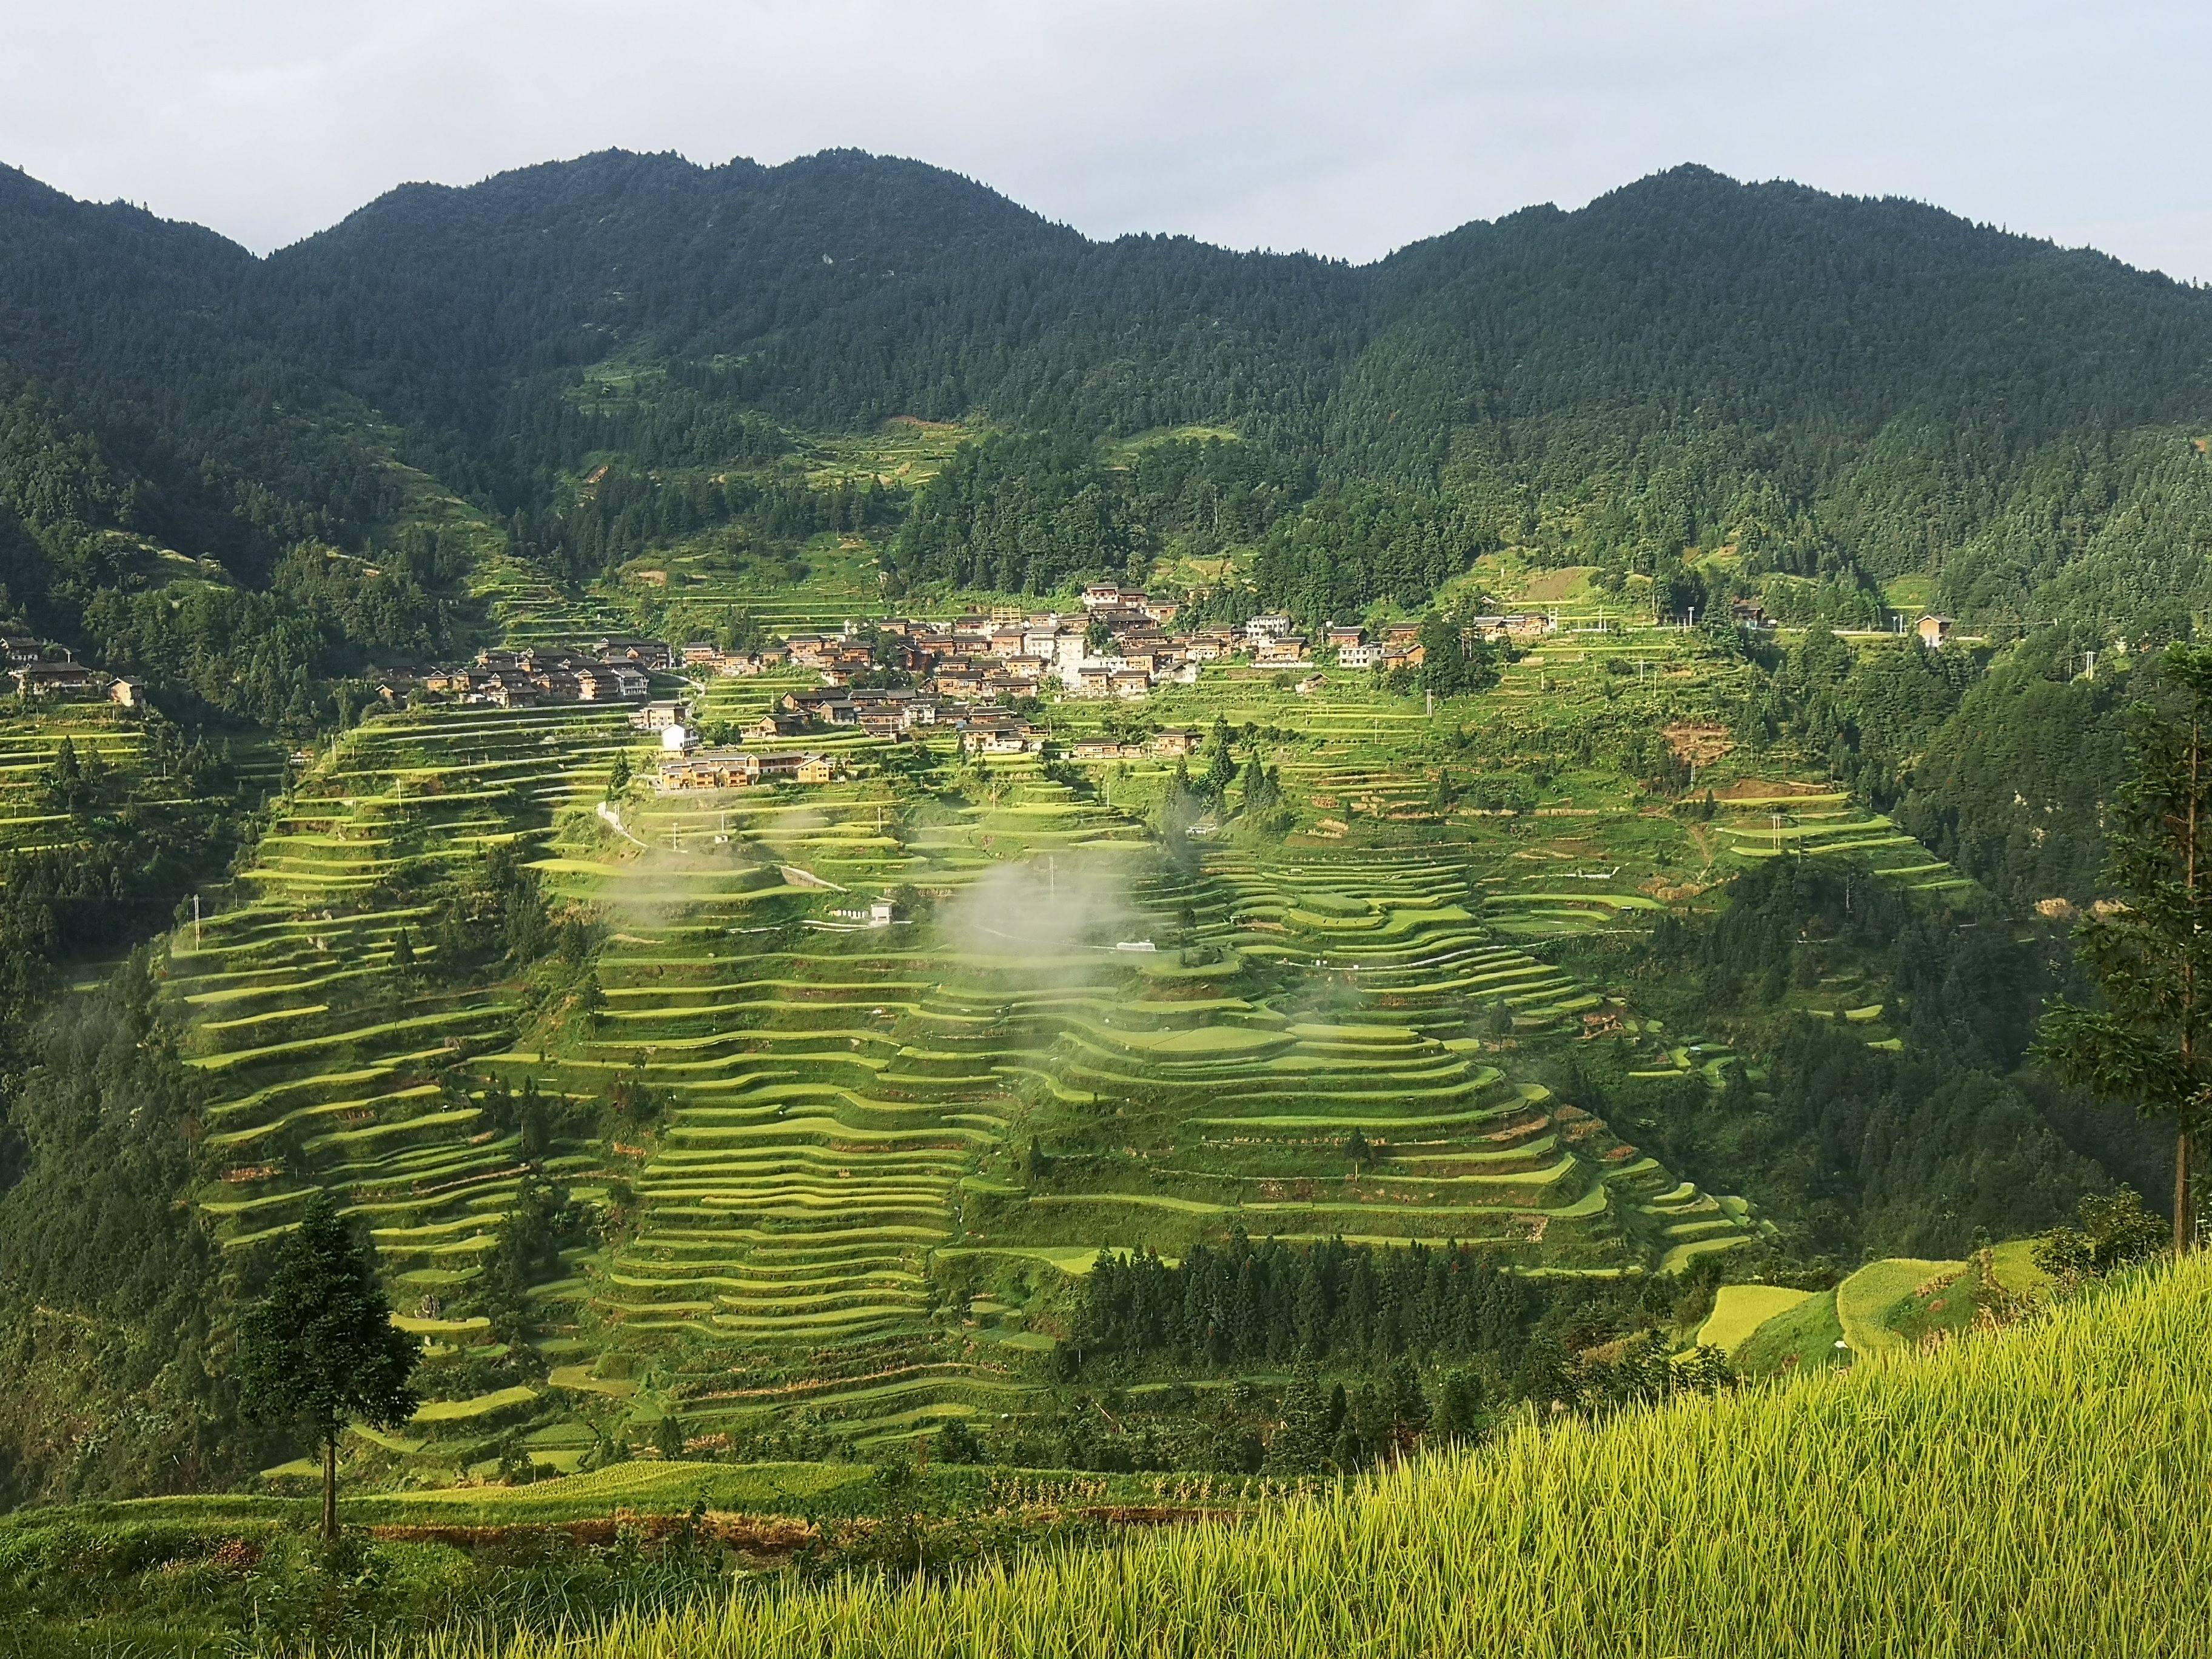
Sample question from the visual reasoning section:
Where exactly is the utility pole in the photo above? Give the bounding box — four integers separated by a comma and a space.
193, 893, 201, 946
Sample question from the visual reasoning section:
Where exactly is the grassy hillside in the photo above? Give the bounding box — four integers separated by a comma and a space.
387, 1255, 2212, 1658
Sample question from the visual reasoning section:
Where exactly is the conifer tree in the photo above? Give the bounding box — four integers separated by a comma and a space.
2039, 645, 2212, 1254
1266, 1364, 1338, 1476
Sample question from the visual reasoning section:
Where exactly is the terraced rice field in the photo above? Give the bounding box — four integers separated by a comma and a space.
172, 701, 634, 1266
1710, 788, 1971, 891
0, 702, 279, 859
163, 589, 1986, 1462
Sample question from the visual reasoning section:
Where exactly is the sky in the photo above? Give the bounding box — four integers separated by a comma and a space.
5, 1, 2210, 278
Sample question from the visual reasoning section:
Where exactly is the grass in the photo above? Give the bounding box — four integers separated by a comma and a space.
1732, 1288, 1850, 1378
394, 1256, 2212, 1658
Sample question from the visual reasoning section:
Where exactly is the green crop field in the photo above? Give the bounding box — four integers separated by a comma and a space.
1696, 1283, 1814, 1355
1836, 1258, 1965, 1356
381, 1257, 2212, 1659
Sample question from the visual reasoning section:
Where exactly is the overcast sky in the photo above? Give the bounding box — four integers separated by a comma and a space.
6, 1, 2209, 277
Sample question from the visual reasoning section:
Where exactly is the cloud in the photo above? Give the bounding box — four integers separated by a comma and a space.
3, 2, 2208, 278
933, 851, 1146, 967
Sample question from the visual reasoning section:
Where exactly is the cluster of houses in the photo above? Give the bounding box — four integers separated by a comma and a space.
1065, 728, 1201, 762
644, 680, 1054, 792
657, 745, 843, 791
398, 595, 1569, 725
735, 589, 1517, 706
680, 640, 791, 676
411, 640, 675, 708
1, 637, 148, 708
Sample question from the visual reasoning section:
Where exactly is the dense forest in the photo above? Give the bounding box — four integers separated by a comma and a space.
4, 152, 2212, 633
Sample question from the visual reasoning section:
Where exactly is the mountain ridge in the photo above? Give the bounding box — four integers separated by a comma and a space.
4, 147, 2212, 637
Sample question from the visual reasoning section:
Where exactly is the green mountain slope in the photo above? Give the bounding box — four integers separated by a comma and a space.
0, 149, 2202, 1523
6, 152, 2212, 632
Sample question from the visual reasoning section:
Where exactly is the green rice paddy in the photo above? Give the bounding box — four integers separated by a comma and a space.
159, 576, 1982, 1470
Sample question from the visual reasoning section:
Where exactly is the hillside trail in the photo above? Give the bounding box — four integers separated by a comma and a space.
595, 800, 649, 847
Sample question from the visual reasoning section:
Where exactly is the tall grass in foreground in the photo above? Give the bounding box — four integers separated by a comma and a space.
400, 1257, 2212, 1658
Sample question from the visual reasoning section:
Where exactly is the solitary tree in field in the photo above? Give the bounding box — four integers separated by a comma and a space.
2039, 645, 2212, 1255
238, 1193, 423, 1543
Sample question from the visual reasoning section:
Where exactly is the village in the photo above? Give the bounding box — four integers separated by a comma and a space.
0, 635, 151, 708
371, 585, 1584, 795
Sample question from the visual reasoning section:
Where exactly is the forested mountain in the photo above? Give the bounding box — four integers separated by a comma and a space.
4, 149, 2208, 642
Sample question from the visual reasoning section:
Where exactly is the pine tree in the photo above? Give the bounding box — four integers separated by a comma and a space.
1383, 1358, 1430, 1459
1265, 1364, 1338, 1476
653, 1412, 686, 1460
1431, 1366, 1492, 1446
2039, 644, 2212, 1253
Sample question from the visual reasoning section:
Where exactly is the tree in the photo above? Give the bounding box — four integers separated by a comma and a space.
1416, 612, 1500, 699
1265, 1364, 1338, 1476
1203, 721, 1238, 800
1381, 1356, 1430, 1458
236, 1193, 421, 1543
652, 1412, 686, 1460
1430, 1365, 1492, 1446
2039, 645, 2212, 1254
2032, 1187, 2170, 1281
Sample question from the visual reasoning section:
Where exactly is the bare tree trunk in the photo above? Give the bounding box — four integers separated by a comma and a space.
323, 1433, 338, 1546
2182, 1131, 2196, 1257
2185, 722, 2201, 1255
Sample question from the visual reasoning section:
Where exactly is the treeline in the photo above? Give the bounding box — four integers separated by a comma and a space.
2, 369, 474, 732
87, 535, 471, 732
1252, 485, 1495, 621
1074, 1233, 1544, 1369
520, 464, 903, 587
0, 722, 249, 1001
991, 1232, 1738, 1476
0, 959, 277, 1504
1746, 625, 2141, 907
